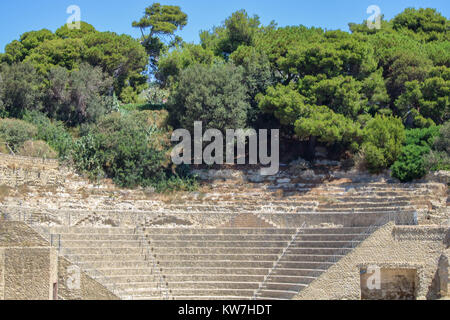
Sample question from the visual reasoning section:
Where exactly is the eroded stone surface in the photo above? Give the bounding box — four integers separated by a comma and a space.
0, 154, 448, 300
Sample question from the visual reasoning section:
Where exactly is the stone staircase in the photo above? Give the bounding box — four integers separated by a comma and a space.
1, 181, 443, 229
1, 156, 447, 300
42, 225, 372, 300
44, 226, 168, 300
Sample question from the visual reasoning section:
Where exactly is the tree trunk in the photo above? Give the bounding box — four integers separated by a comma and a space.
306, 136, 317, 161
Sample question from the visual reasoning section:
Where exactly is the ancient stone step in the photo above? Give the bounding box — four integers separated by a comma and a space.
148, 240, 291, 248
152, 254, 281, 262
257, 289, 298, 299
156, 260, 276, 269
146, 234, 294, 241
144, 228, 298, 235
150, 247, 285, 255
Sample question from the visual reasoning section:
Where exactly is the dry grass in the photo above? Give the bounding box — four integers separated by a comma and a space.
0, 184, 12, 201
17, 184, 31, 195
79, 188, 90, 200
317, 196, 338, 204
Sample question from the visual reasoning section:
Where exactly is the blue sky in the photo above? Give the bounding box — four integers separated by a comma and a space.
0, 0, 449, 52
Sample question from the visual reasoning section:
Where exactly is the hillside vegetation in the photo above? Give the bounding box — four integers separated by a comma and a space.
0, 4, 448, 189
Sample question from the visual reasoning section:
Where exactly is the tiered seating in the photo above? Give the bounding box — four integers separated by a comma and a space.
2, 160, 446, 300
144, 227, 369, 300
46, 226, 167, 300
254, 227, 367, 300
45, 226, 368, 300
2, 182, 442, 229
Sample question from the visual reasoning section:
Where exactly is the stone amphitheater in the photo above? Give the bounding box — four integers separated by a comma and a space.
0, 153, 448, 300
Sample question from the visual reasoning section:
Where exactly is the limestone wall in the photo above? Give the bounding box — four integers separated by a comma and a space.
0, 247, 58, 300
0, 153, 64, 187
360, 268, 417, 300
57, 256, 119, 300
0, 220, 117, 300
0, 221, 48, 247
295, 223, 449, 300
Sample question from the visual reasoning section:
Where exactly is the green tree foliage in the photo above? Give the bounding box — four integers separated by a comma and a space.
157, 43, 218, 87
4, 29, 57, 63
424, 41, 450, 67
361, 115, 405, 173
0, 62, 42, 118
254, 24, 389, 153
257, 84, 361, 149
72, 110, 196, 190
257, 84, 309, 126
404, 126, 441, 147
22, 111, 74, 159
3, 40, 27, 64
361, 69, 391, 113
392, 8, 449, 41
200, 10, 263, 58
391, 126, 441, 181
82, 32, 149, 102
55, 21, 97, 39
283, 31, 378, 80
168, 63, 249, 132
24, 38, 86, 73
425, 122, 450, 171
1, 22, 148, 103
44, 63, 114, 125
348, 16, 392, 35
396, 66, 450, 125
353, 9, 449, 122
230, 45, 274, 127
294, 106, 361, 148
302, 75, 367, 119
132, 3, 188, 72
0, 6, 448, 186
253, 26, 323, 84
160, 7, 448, 160
391, 144, 429, 182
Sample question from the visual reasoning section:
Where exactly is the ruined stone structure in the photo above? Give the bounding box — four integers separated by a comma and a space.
0, 221, 117, 300
295, 223, 449, 300
0, 153, 448, 300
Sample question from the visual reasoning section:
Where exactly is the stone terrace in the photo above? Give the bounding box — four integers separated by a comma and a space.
0, 154, 448, 299
38, 225, 371, 300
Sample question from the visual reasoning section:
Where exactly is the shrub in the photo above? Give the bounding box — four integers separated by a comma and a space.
23, 111, 74, 159
72, 111, 170, 188
391, 126, 441, 182
424, 121, 450, 171
0, 62, 42, 118
0, 139, 8, 154
152, 175, 199, 193
0, 118, 37, 151
71, 134, 105, 180
119, 86, 141, 104
362, 143, 387, 171
140, 84, 170, 105
424, 151, 450, 171
432, 121, 450, 154
361, 115, 405, 173
168, 63, 249, 132
44, 63, 114, 126
72, 111, 198, 191
391, 144, 429, 182
17, 140, 58, 159
119, 103, 166, 114
404, 126, 440, 147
